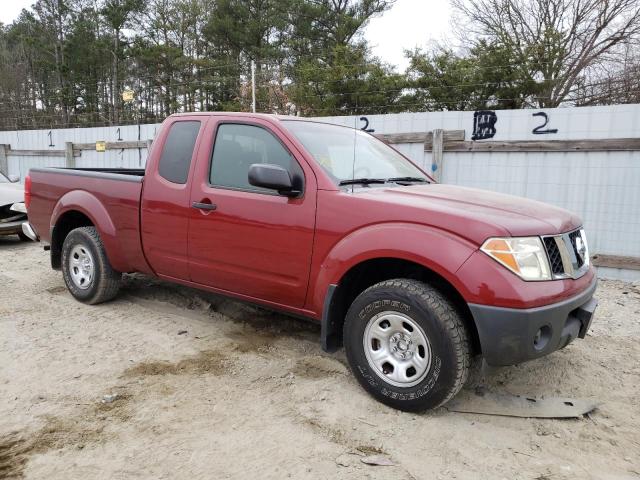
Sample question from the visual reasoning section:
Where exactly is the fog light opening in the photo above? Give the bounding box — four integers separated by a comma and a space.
533, 325, 551, 351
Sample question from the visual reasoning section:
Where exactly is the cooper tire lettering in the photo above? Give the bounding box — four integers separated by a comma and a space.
359, 300, 411, 319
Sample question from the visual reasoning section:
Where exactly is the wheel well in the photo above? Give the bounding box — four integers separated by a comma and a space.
51, 211, 94, 269
324, 257, 481, 355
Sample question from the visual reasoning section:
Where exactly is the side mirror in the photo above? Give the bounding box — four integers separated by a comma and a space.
248, 164, 300, 197
8, 174, 19, 183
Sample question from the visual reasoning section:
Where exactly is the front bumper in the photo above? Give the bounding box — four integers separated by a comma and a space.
21, 222, 39, 241
469, 277, 597, 366
0, 218, 26, 235
0, 202, 27, 236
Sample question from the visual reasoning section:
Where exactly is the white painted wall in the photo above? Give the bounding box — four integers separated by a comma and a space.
1, 104, 639, 280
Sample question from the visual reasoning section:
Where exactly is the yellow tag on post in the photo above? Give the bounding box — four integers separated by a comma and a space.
96, 141, 106, 152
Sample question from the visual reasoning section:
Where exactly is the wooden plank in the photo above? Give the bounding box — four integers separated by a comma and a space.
3, 140, 150, 159
6, 148, 67, 157
375, 129, 465, 146
431, 129, 444, 182
441, 138, 640, 153
424, 130, 465, 149
374, 132, 426, 144
73, 140, 149, 150
591, 254, 640, 271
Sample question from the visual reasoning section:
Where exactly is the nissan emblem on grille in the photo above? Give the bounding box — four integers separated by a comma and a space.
575, 235, 586, 263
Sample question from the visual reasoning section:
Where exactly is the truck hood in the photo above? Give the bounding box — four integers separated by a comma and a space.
0, 182, 24, 207
360, 184, 581, 243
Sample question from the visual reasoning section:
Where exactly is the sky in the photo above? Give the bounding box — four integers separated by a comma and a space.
364, 0, 452, 70
0, 0, 452, 71
0, 0, 30, 26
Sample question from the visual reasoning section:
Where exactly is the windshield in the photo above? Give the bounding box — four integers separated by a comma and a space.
283, 120, 427, 185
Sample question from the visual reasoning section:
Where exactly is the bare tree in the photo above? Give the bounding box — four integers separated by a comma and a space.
451, 0, 640, 107
574, 45, 640, 105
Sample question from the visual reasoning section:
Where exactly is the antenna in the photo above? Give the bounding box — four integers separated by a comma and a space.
350, 95, 359, 192
351, 114, 357, 193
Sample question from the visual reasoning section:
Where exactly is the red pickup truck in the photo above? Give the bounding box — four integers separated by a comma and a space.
24, 113, 597, 411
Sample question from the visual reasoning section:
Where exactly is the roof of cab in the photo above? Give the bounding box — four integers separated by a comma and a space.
167, 111, 352, 127
168, 112, 293, 121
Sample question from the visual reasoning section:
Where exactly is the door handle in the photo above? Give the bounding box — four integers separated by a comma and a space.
192, 201, 217, 211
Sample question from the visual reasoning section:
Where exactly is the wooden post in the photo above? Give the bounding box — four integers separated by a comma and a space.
65, 142, 74, 168
430, 129, 444, 182
0, 144, 8, 176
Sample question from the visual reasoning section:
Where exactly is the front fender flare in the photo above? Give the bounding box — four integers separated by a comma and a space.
310, 222, 478, 316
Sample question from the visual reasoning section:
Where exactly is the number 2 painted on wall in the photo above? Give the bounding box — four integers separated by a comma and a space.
359, 116, 374, 133
532, 112, 558, 134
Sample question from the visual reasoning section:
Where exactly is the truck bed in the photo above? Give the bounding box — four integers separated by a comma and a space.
28, 167, 150, 274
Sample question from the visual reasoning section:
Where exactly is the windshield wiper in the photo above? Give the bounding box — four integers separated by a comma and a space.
339, 176, 427, 187
338, 178, 387, 186
385, 176, 427, 183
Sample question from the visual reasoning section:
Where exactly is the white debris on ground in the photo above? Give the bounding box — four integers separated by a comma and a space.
1, 237, 639, 479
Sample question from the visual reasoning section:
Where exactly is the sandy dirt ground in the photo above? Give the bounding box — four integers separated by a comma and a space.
1, 237, 639, 480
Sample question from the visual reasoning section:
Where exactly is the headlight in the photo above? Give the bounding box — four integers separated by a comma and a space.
481, 237, 551, 281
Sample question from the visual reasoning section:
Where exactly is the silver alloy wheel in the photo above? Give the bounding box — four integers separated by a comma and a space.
363, 311, 432, 388
69, 244, 94, 290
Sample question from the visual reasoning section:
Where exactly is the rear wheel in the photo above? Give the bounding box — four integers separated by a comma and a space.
61, 226, 121, 304
344, 279, 470, 411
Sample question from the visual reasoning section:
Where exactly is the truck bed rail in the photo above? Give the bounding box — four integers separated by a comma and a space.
29, 167, 144, 182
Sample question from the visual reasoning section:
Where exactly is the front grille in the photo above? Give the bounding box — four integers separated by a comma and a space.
544, 237, 564, 275
542, 228, 589, 279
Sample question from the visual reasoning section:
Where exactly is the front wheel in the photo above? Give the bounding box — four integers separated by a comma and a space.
61, 226, 121, 304
344, 279, 470, 411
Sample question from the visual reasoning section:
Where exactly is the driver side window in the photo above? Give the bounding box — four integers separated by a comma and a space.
210, 123, 302, 193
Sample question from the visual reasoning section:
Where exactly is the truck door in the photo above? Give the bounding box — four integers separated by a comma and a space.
141, 117, 204, 279
187, 118, 316, 308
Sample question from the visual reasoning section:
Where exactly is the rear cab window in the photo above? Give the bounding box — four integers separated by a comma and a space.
158, 121, 201, 184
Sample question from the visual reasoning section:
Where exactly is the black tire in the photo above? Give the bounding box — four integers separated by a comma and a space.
464, 355, 486, 390
18, 231, 31, 241
343, 279, 470, 412
61, 226, 121, 304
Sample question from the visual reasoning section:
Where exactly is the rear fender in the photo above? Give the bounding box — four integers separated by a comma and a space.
51, 190, 127, 272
